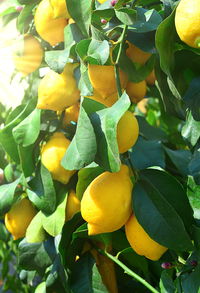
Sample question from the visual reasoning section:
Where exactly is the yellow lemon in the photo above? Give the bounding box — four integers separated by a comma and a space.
85, 90, 118, 107
41, 132, 75, 184
37, 63, 80, 111
126, 80, 147, 103
117, 111, 139, 153
81, 164, 133, 235
34, 0, 68, 46
63, 102, 80, 125
125, 214, 168, 261
65, 190, 80, 221
126, 41, 151, 65
13, 34, 43, 76
88, 64, 128, 99
50, 0, 71, 18
146, 70, 156, 85
5, 198, 37, 240
175, 0, 200, 48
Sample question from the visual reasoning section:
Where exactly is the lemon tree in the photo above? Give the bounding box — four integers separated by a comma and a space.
0, 0, 200, 292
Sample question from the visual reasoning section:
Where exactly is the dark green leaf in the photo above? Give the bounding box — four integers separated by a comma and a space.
62, 103, 97, 170
115, 8, 136, 25
92, 264, 109, 293
183, 77, 200, 121
18, 144, 35, 178
181, 265, 200, 293
130, 136, 165, 170
133, 179, 193, 250
12, 108, 41, 147
141, 168, 194, 231
0, 177, 21, 216
18, 238, 55, 273
76, 166, 104, 200
67, 0, 92, 37
137, 116, 167, 141
91, 92, 130, 172
160, 270, 176, 293
27, 164, 57, 215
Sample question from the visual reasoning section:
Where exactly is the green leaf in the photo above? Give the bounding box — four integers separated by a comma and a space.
87, 39, 110, 65
155, 8, 176, 77
62, 103, 97, 170
187, 177, 200, 219
18, 238, 55, 273
45, 49, 70, 73
182, 112, 200, 146
26, 212, 46, 243
0, 99, 36, 163
67, 0, 92, 37
70, 253, 94, 293
160, 271, 176, 293
130, 8, 162, 33
76, 166, 104, 200
130, 137, 165, 170
183, 77, 200, 121
35, 282, 46, 293
27, 164, 57, 215
18, 144, 35, 178
0, 177, 21, 216
141, 169, 194, 232
164, 147, 192, 176
133, 179, 193, 251
17, 3, 36, 34
42, 194, 67, 237
12, 108, 41, 147
181, 265, 200, 293
65, 23, 84, 48
137, 116, 167, 141
115, 8, 137, 25
91, 92, 130, 172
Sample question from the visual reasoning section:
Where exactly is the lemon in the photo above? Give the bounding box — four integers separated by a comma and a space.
88, 64, 128, 99
41, 132, 75, 184
117, 111, 139, 153
175, 0, 200, 48
126, 80, 147, 104
81, 164, 133, 235
13, 34, 43, 76
65, 190, 80, 221
146, 70, 156, 85
126, 41, 151, 65
50, 0, 70, 18
37, 63, 80, 111
85, 90, 118, 107
5, 198, 37, 240
63, 102, 80, 125
34, 0, 68, 46
125, 214, 168, 261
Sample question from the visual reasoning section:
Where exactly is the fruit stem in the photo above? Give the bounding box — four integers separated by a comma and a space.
114, 25, 127, 98
101, 250, 160, 293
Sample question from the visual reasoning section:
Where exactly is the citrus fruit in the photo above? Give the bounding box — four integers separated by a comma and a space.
125, 214, 168, 261
126, 80, 147, 103
126, 41, 151, 65
5, 197, 37, 240
50, 0, 70, 18
63, 102, 80, 125
34, 0, 68, 46
117, 111, 139, 153
81, 164, 133, 235
175, 0, 200, 48
41, 132, 75, 184
88, 64, 128, 98
65, 190, 80, 221
37, 63, 80, 111
13, 34, 43, 76
146, 70, 156, 85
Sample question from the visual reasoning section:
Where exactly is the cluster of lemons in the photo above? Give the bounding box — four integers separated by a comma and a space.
6, 0, 171, 273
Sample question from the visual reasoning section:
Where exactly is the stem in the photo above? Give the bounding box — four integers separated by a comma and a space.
101, 250, 160, 293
